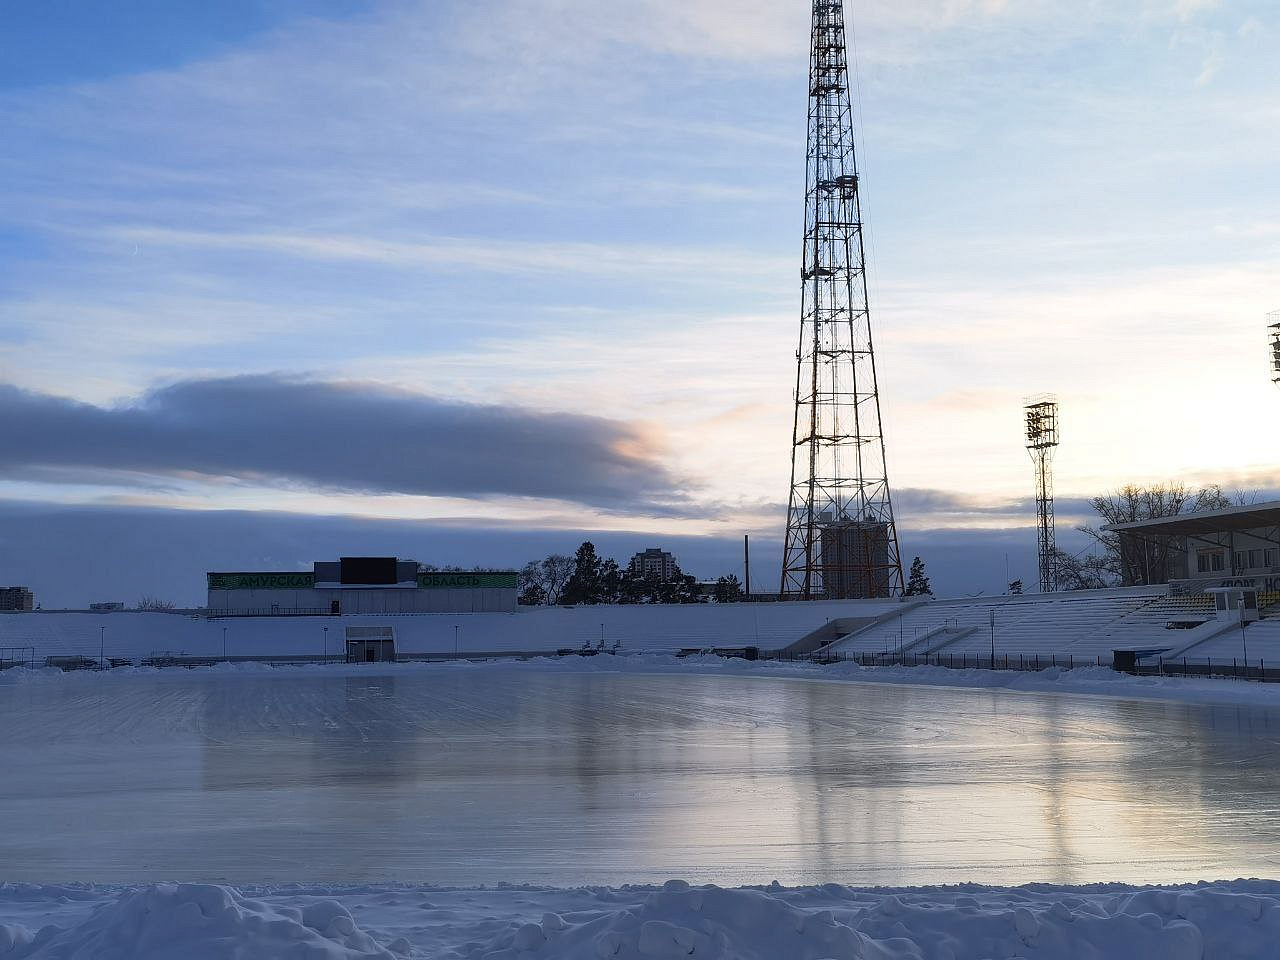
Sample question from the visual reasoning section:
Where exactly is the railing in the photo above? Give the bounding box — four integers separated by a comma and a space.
758, 648, 1280, 682
1135, 656, 1276, 682
0, 646, 35, 669
15, 643, 1279, 684
762, 649, 1107, 671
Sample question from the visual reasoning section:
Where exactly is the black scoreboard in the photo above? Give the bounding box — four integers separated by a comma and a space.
339, 556, 398, 585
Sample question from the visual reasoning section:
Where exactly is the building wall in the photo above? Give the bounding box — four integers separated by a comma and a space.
1182, 530, 1280, 578
629, 549, 678, 579
0, 587, 35, 611
0, 599, 903, 661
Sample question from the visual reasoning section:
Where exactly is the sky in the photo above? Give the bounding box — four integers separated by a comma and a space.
1, 0, 1278, 606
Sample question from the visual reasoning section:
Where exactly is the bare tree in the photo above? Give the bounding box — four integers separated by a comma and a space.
137, 596, 176, 611
1077, 483, 1193, 585
518, 555, 574, 605
1051, 549, 1116, 590
1073, 483, 1254, 587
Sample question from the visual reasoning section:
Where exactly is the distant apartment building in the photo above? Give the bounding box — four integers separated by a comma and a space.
629, 548, 679, 580
0, 586, 35, 611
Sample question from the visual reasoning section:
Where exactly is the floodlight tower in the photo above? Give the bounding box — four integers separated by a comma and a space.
1269, 311, 1280, 386
781, 0, 903, 600
1024, 396, 1060, 594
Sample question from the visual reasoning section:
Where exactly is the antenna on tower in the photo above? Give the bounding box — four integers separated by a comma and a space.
1268, 311, 1280, 386
1024, 396, 1060, 594
780, 0, 904, 600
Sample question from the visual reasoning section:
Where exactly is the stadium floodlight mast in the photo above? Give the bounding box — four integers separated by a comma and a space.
781, 0, 904, 600
1024, 396, 1060, 594
1269, 310, 1280, 386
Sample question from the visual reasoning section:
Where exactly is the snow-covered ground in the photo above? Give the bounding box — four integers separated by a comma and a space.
2, 877, 1277, 959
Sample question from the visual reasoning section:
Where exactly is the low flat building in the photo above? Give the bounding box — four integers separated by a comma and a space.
0, 586, 34, 611
207, 557, 517, 615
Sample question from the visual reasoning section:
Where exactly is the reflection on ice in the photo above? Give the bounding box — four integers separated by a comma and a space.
2, 668, 1280, 886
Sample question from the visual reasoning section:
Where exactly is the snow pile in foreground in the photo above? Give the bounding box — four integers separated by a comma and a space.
7, 879, 1280, 959
0, 883, 408, 960
467, 879, 1212, 960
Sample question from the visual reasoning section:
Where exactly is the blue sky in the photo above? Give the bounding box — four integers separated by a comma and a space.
1, 0, 1278, 605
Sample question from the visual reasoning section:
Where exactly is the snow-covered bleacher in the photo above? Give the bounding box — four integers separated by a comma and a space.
831, 587, 1168, 663
826, 586, 1280, 667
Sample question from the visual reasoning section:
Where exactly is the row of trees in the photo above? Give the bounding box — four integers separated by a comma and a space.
518, 542, 744, 606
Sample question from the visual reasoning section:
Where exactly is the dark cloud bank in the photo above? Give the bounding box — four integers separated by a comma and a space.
0, 501, 1055, 608
0, 375, 688, 511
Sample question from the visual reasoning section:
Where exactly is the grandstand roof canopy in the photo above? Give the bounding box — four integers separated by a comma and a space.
1105, 500, 1280, 537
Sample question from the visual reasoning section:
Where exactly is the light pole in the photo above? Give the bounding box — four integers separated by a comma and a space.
323, 626, 329, 662
99, 626, 105, 667
222, 626, 228, 662
989, 608, 995, 668
453, 624, 460, 658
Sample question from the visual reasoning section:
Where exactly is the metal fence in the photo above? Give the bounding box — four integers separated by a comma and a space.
760, 649, 1109, 670
1130, 658, 1278, 682
13, 643, 1279, 683
759, 648, 1280, 682
0, 646, 35, 670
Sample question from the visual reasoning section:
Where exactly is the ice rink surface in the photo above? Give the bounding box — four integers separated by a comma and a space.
4, 661, 1280, 889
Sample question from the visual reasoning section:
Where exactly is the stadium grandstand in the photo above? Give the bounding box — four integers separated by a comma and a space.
821, 501, 1280, 670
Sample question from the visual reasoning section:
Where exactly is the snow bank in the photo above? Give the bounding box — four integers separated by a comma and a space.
465, 879, 1216, 960
6, 880, 1280, 959
0, 884, 407, 959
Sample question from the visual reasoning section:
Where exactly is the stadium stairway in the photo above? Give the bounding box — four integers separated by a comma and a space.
1087, 594, 1217, 658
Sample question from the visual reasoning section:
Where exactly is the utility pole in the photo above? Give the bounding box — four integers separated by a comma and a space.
743, 534, 751, 600
1024, 396, 1060, 594
780, 0, 903, 601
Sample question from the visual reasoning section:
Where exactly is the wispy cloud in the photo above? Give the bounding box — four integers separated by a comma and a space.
101, 226, 788, 284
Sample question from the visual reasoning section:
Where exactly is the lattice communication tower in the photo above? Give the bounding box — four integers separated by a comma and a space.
1269, 310, 1280, 386
1025, 396, 1060, 594
781, 0, 904, 600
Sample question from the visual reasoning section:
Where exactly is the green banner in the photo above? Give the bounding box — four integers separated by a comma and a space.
207, 572, 315, 591
417, 572, 518, 589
